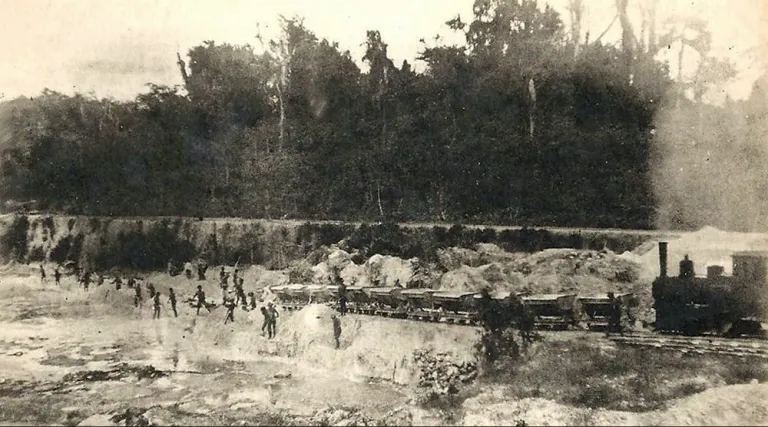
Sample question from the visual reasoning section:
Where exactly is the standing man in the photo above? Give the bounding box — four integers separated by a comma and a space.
248, 292, 257, 311
197, 260, 207, 281
607, 292, 623, 337
223, 297, 236, 324
82, 271, 91, 292
337, 277, 348, 316
267, 302, 279, 338
168, 288, 178, 318
147, 283, 156, 299
260, 306, 272, 338
332, 314, 342, 349
40, 264, 47, 285
194, 285, 209, 315
134, 283, 143, 308
234, 279, 247, 308
152, 291, 162, 319
54, 266, 61, 287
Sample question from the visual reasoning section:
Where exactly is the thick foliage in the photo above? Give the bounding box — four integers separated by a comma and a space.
3, 1, 746, 229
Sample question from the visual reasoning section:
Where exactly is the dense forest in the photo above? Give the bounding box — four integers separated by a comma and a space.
0, 0, 765, 230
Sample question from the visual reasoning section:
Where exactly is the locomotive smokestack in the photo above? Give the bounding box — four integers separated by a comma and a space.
659, 242, 668, 278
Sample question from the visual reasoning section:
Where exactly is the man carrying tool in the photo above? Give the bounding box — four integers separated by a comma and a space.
234, 278, 247, 308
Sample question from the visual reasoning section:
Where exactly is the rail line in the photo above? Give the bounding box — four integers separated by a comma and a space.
281, 301, 768, 359
609, 332, 768, 359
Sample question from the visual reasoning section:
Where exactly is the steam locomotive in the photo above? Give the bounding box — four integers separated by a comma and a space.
652, 242, 768, 337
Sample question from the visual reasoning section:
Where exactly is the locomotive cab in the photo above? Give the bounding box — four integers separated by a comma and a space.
653, 242, 767, 336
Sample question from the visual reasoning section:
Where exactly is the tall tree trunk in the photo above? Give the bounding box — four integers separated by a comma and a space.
616, 0, 634, 84
568, 0, 584, 58
277, 82, 285, 151
528, 78, 537, 140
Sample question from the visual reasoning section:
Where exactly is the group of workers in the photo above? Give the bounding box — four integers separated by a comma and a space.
37, 261, 287, 340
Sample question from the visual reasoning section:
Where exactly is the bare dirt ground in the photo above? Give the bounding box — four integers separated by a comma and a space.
2, 261, 768, 426
0, 270, 413, 426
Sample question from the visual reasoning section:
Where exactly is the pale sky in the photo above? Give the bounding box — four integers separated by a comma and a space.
1, 0, 766, 102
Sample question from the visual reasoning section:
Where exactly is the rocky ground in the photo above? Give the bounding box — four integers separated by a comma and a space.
3, 226, 768, 426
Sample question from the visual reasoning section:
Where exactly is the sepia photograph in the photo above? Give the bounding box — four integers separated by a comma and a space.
0, 0, 767, 425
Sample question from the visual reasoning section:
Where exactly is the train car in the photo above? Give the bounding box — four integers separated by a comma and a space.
433, 291, 479, 324
520, 294, 579, 330
306, 284, 332, 304
344, 286, 367, 313
283, 284, 310, 310
652, 242, 767, 336
400, 289, 439, 321
365, 287, 406, 317
578, 293, 635, 331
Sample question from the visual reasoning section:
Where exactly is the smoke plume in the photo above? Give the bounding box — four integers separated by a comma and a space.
651, 72, 768, 231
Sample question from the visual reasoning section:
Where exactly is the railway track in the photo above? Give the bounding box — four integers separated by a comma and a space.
283, 301, 768, 359
610, 332, 768, 359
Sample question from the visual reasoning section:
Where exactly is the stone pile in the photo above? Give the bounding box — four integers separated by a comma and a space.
309, 406, 373, 427
413, 349, 477, 396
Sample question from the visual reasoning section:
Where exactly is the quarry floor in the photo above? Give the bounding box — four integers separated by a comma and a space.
2, 269, 768, 426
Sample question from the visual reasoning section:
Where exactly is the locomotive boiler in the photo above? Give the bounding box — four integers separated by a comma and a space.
652, 242, 768, 336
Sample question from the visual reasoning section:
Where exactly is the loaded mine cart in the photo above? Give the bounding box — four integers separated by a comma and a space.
343, 286, 367, 313
365, 287, 406, 318
399, 289, 439, 321
282, 284, 309, 310
577, 293, 635, 331
521, 294, 579, 330
306, 284, 332, 305
433, 291, 479, 325
269, 285, 289, 310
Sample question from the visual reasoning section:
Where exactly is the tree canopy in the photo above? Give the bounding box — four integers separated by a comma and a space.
0, 0, 756, 230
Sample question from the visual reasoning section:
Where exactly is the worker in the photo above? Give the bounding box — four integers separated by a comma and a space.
147, 283, 156, 299
184, 262, 194, 279
112, 276, 122, 291
519, 304, 535, 344
267, 302, 279, 338
223, 297, 236, 324
332, 314, 342, 349
607, 292, 623, 336
40, 264, 47, 285
679, 254, 695, 279
152, 291, 162, 319
234, 278, 247, 308
260, 306, 271, 338
194, 285, 209, 315
134, 283, 143, 308
168, 288, 178, 318
336, 274, 348, 316
82, 271, 91, 292
248, 292, 257, 311
197, 260, 208, 281
219, 267, 227, 286
54, 266, 61, 286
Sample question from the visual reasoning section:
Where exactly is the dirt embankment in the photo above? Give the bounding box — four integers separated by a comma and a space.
0, 214, 666, 271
